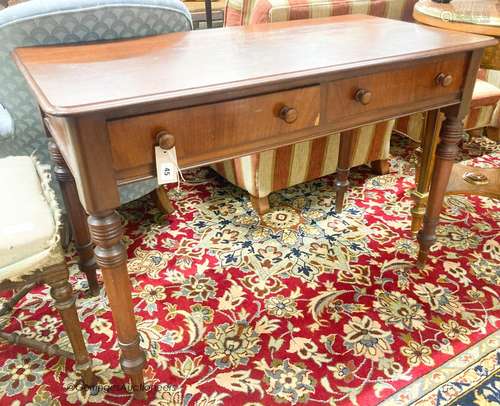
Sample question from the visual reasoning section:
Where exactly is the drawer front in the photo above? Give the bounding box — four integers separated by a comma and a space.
107, 86, 320, 181
326, 55, 468, 124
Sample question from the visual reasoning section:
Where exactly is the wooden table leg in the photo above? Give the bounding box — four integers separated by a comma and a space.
417, 108, 463, 268
48, 140, 100, 296
410, 109, 442, 234
334, 130, 357, 214
87, 211, 146, 400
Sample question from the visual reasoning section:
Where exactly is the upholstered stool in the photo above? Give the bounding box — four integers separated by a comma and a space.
0, 156, 95, 387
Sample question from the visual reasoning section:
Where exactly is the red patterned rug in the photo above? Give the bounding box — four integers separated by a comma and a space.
0, 133, 499, 406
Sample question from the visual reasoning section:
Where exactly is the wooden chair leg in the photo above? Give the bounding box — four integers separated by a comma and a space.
0, 282, 36, 317
486, 127, 499, 142
154, 187, 175, 215
371, 159, 391, 175
0, 330, 73, 359
467, 128, 483, 138
44, 263, 95, 387
334, 130, 357, 214
250, 195, 270, 215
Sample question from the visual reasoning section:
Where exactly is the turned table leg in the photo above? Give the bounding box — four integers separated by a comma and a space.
411, 109, 442, 234
87, 211, 146, 399
44, 263, 95, 387
417, 110, 463, 268
48, 140, 100, 296
334, 130, 357, 214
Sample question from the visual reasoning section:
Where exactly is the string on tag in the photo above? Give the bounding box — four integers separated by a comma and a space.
165, 148, 186, 191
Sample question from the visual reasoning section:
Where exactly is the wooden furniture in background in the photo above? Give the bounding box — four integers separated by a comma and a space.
412, 0, 500, 236
13, 15, 495, 398
414, 0, 499, 70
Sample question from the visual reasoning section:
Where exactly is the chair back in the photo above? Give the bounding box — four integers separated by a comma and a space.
0, 0, 192, 167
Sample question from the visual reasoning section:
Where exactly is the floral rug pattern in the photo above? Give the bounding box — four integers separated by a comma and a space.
0, 134, 499, 406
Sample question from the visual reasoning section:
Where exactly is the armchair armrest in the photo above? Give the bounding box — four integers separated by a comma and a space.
0, 104, 14, 139
480, 69, 500, 89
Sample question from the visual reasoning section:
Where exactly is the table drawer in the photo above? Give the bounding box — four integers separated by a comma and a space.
326, 54, 468, 124
107, 86, 320, 181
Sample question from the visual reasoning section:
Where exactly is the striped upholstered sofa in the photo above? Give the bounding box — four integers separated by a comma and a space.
225, 0, 416, 26
213, 0, 417, 214
216, 0, 500, 214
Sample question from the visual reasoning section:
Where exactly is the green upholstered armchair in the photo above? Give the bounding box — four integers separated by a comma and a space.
0, 0, 192, 293
0, 0, 193, 206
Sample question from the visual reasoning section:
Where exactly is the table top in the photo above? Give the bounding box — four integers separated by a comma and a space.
414, 0, 500, 36
13, 14, 496, 116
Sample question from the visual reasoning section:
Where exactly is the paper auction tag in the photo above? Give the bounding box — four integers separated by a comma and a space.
155, 146, 179, 185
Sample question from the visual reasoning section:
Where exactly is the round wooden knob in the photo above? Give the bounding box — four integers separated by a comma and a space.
156, 131, 175, 150
278, 106, 298, 124
435, 73, 453, 87
354, 89, 372, 105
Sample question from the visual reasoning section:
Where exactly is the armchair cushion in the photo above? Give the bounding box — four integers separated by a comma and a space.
0, 104, 14, 139
0, 156, 64, 281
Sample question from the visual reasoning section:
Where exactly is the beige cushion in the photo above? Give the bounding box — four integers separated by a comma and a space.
0, 156, 63, 281
470, 79, 500, 108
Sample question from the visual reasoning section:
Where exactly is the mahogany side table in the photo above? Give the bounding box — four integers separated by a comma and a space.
13, 15, 496, 398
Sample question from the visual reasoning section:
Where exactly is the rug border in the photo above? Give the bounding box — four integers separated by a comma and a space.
379, 329, 500, 405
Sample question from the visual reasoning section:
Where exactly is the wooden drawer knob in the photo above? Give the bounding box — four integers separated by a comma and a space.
278, 106, 298, 124
436, 73, 453, 87
156, 131, 175, 150
354, 89, 372, 105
